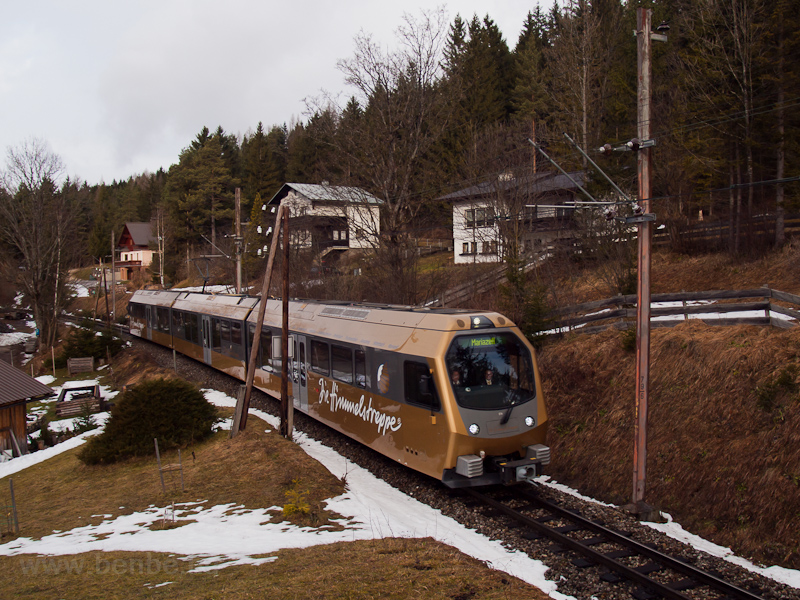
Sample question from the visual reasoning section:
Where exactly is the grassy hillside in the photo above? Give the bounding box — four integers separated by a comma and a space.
537, 242, 800, 569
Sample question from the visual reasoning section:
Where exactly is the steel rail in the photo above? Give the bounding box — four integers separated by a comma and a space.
467, 488, 764, 600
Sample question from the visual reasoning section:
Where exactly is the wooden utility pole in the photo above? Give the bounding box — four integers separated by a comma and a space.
280, 209, 292, 439
631, 7, 662, 519
235, 187, 242, 294
111, 230, 116, 324
235, 206, 284, 434
102, 263, 111, 329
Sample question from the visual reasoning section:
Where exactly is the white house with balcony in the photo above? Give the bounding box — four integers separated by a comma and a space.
116, 222, 155, 280
441, 171, 585, 265
267, 183, 382, 259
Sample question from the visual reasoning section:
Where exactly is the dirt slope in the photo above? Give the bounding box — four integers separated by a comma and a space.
538, 243, 800, 569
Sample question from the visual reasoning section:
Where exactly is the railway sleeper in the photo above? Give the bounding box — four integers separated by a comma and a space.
666, 577, 700, 592
578, 535, 607, 547
552, 524, 584, 534
632, 562, 663, 575
632, 586, 659, 600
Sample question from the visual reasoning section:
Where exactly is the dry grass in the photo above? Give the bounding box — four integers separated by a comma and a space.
0, 539, 547, 600
539, 321, 800, 568
0, 412, 344, 542
0, 406, 547, 599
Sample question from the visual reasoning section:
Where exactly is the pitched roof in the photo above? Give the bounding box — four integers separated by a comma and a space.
0, 360, 54, 407
439, 171, 585, 202
268, 183, 383, 206
121, 222, 154, 246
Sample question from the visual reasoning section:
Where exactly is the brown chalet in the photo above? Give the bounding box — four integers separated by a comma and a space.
116, 222, 155, 280
0, 360, 53, 456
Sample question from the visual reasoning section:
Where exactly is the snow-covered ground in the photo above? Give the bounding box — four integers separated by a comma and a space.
0, 387, 798, 595
547, 300, 797, 335
0, 330, 35, 347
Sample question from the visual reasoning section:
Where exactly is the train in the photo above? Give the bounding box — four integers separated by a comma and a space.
127, 290, 550, 487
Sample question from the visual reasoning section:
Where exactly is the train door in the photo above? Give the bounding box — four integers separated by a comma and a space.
295, 335, 309, 413
145, 306, 153, 341
201, 315, 212, 364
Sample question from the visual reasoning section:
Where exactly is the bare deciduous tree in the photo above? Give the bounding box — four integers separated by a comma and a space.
309, 9, 452, 304
0, 138, 77, 345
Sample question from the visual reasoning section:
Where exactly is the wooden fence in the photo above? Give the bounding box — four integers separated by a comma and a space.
546, 287, 800, 336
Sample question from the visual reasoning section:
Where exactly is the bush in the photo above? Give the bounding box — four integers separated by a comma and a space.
46, 320, 125, 369
78, 378, 218, 465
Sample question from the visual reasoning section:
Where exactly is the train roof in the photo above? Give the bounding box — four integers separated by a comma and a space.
129, 289, 183, 306
130, 291, 517, 351
171, 292, 259, 319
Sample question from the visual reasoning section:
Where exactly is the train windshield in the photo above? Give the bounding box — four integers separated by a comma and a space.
445, 333, 536, 410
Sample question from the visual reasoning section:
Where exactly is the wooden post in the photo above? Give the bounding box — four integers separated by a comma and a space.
93, 260, 101, 321
51, 346, 56, 378
102, 265, 111, 329
154, 438, 166, 494
280, 209, 291, 439
9, 479, 19, 534
237, 205, 285, 433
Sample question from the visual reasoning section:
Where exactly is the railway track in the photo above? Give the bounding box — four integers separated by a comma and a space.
463, 485, 767, 600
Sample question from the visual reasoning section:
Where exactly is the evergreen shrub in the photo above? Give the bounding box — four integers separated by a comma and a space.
78, 378, 218, 465
45, 320, 125, 369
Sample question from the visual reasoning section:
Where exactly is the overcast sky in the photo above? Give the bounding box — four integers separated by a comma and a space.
1, 1, 552, 187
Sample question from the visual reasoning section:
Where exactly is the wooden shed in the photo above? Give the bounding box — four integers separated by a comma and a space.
0, 360, 54, 456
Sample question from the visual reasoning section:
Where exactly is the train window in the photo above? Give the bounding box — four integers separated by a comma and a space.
212, 319, 222, 352
310, 340, 330, 375
172, 311, 185, 339
157, 307, 170, 333
183, 313, 198, 344
220, 320, 231, 344
231, 321, 242, 346
445, 333, 536, 410
128, 303, 145, 320
331, 345, 353, 384
260, 327, 272, 370
355, 349, 367, 388
404, 361, 440, 411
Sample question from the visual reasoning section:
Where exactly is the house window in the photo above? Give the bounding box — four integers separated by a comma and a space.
465, 209, 475, 228
466, 207, 494, 228
332, 230, 339, 241
471, 242, 477, 254
462, 242, 469, 255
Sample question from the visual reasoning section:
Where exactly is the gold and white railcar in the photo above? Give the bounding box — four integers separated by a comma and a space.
128, 292, 550, 487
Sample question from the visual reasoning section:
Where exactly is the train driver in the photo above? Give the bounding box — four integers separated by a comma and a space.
484, 369, 495, 385
450, 369, 461, 387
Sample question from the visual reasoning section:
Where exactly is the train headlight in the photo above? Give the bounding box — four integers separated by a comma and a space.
525, 416, 535, 428
468, 423, 480, 436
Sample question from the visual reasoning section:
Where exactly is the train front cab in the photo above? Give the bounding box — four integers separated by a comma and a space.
436, 321, 550, 488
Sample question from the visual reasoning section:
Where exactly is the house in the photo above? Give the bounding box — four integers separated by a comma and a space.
440, 171, 585, 265
116, 222, 156, 280
0, 360, 54, 456
267, 183, 382, 260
